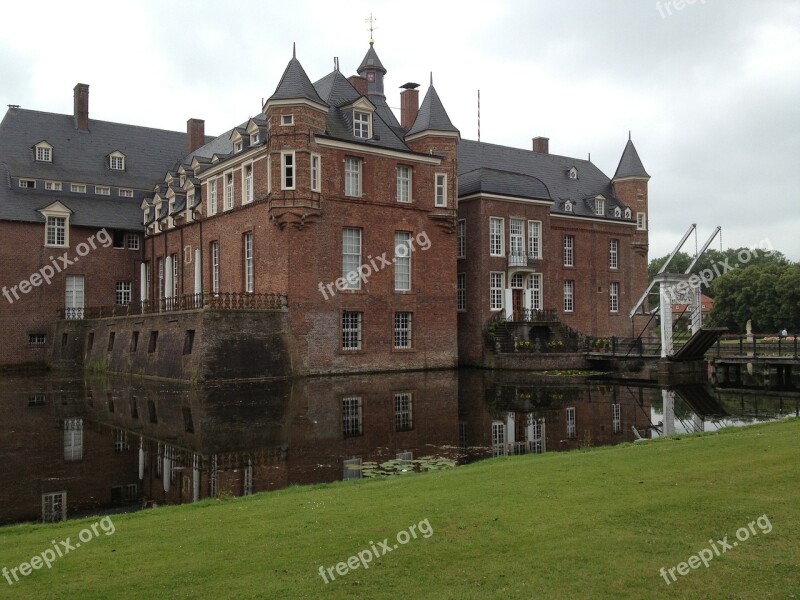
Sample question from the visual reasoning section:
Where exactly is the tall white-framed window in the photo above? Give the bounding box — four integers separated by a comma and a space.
171, 253, 179, 298
563, 234, 574, 267
492, 421, 506, 456
564, 280, 574, 313
267, 156, 272, 194
595, 198, 605, 216
456, 219, 466, 258
637, 212, 647, 230
46, 216, 67, 247
281, 151, 295, 190
243, 164, 253, 204
529, 274, 542, 310
342, 396, 363, 436
128, 233, 140, 250
528, 220, 541, 259
609, 239, 619, 269
310, 153, 321, 192
353, 111, 371, 139
341, 311, 362, 351
489, 217, 504, 256
225, 173, 234, 210
566, 407, 576, 439
157, 258, 164, 299
36, 143, 52, 162
394, 312, 412, 349
457, 273, 466, 312
435, 173, 447, 207
64, 418, 83, 461
144, 262, 151, 301
612, 403, 621, 434
244, 232, 254, 293
243, 458, 253, 496
509, 218, 524, 261
116, 281, 131, 305
210, 241, 220, 295
344, 157, 362, 197
394, 231, 411, 291
109, 152, 125, 171
342, 227, 362, 290
394, 392, 413, 431
490, 272, 504, 311
396, 165, 411, 203
65, 275, 84, 319
609, 281, 619, 313
42, 491, 66, 522
208, 180, 218, 215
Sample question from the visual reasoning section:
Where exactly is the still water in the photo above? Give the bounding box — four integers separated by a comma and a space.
1, 369, 796, 526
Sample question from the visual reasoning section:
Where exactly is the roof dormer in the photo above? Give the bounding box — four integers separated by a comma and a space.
34, 140, 53, 163
108, 150, 126, 171
344, 97, 376, 140
564, 200, 573, 212
567, 166, 578, 180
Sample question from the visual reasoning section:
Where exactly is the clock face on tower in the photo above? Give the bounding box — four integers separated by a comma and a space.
367, 72, 375, 82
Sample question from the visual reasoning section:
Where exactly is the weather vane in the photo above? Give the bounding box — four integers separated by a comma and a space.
365, 13, 377, 45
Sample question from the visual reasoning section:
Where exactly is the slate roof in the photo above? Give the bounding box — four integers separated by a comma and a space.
268, 54, 326, 106
613, 138, 650, 179
459, 168, 551, 200
358, 44, 386, 73
407, 84, 459, 137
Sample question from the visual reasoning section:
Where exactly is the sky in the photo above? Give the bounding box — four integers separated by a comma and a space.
2, 0, 799, 262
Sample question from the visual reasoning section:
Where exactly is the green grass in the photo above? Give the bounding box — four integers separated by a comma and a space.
2, 420, 799, 599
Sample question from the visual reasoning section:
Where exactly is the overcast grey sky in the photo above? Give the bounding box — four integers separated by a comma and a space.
3, 0, 798, 261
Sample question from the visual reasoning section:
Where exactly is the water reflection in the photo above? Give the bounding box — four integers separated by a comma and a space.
0, 370, 795, 526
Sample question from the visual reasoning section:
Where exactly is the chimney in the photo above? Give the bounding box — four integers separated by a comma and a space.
532, 136, 549, 154
187, 118, 205, 154
400, 83, 420, 130
73, 83, 89, 131
348, 75, 369, 97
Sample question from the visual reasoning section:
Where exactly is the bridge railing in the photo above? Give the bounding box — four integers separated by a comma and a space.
712, 333, 799, 359
585, 336, 662, 357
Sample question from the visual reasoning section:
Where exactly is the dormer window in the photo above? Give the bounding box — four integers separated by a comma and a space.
109, 152, 126, 171
568, 167, 578, 180
353, 111, 371, 139
250, 132, 260, 145
614, 206, 621, 218
234, 141, 243, 153
19, 178, 35, 189
38, 201, 72, 248
564, 200, 573, 213
35, 142, 53, 162
624, 207, 632, 219
281, 114, 294, 126
594, 198, 605, 216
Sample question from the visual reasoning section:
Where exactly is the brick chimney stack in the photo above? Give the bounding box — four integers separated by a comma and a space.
187, 118, 205, 154
348, 75, 368, 97
532, 136, 549, 154
400, 83, 420, 130
73, 83, 89, 131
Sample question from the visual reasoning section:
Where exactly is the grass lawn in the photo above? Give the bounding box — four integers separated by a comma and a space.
1, 419, 798, 599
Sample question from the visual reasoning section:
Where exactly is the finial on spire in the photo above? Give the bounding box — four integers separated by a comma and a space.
334, 57, 339, 72
628, 130, 631, 141
430, 72, 433, 86
293, 42, 296, 59
365, 13, 377, 45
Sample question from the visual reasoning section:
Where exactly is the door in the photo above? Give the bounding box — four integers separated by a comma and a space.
512, 289, 523, 321
65, 275, 84, 319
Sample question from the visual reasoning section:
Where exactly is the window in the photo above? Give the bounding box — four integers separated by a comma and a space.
396, 165, 411, 203
342, 311, 362, 351
36, 145, 52, 162
492, 422, 506, 456
65, 275, 84, 319
609, 281, 619, 313
311, 153, 321, 192
144, 262, 151, 301
45, 181, 62, 191
609, 239, 618, 269
244, 232, 254, 293
612, 403, 621, 434
457, 273, 466, 312
564, 280, 574, 313
171, 253, 179, 298
281, 114, 294, 126
456, 219, 466, 258
250, 132, 260, 145
28, 333, 46, 346
568, 167, 578, 180
157, 257, 164, 299
96, 186, 111, 196
342, 396, 363, 437
394, 312, 412, 349
489, 217, 504, 256
509, 218, 524, 261
594, 198, 605, 216
148, 331, 158, 353
353, 111, 370, 139
395, 392, 413, 431
114, 429, 129, 453
527, 220, 541, 259
128, 234, 140, 250
564, 200, 573, 212
281, 151, 295, 190
211, 241, 220, 294
529, 274, 542, 310
435, 173, 447, 207
116, 281, 131, 305
233, 141, 243, 153
209, 180, 218, 215
566, 407, 576, 439
130, 331, 139, 353
343, 457, 363, 480
71, 183, 87, 193
64, 418, 83, 461
225, 173, 234, 209
394, 232, 411, 291
563, 234, 574, 267
637, 212, 647, 230
490, 272, 504, 311
110, 154, 125, 170
119, 188, 134, 198
614, 206, 621, 218
28, 394, 47, 406
42, 492, 66, 523
46, 216, 66, 247
244, 164, 253, 203
344, 157, 362, 197
624, 208, 632, 219
342, 228, 362, 290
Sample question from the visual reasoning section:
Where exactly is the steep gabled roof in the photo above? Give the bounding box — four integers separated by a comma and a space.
268, 52, 326, 107
357, 44, 386, 74
406, 84, 459, 137
613, 139, 650, 180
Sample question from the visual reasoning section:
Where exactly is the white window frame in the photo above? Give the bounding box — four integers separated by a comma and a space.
456, 219, 466, 259
342, 311, 362, 351
612, 403, 621, 434
244, 232, 254, 293
45, 181, 62, 191
157, 258, 164, 299
563, 234, 574, 267
394, 312, 412, 349
233, 140, 243, 153
344, 157, 362, 197
564, 200, 573, 212
109, 152, 125, 171
527, 220, 541, 259
564, 280, 574, 313
637, 212, 647, 230
116, 281, 132, 305
489, 217, 504, 257
566, 407, 576, 439
490, 272, 504, 311
394, 231, 411, 291
509, 218, 524, 260
209, 180, 218, 215
281, 114, 294, 126
250, 132, 260, 145
19, 178, 35, 188
457, 273, 466, 312
243, 164, 254, 204
530, 274, 542, 310
224, 173, 234, 210
42, 491, 66, 523
281, 151, 295, 191
95, 185, 111, 196
35, 144, 52, 162
609, 281, 619, 313
45, 215, 68, 247
609, 239, 619, 270
310, 153, 321, 192
65, 275, 84, 319
353, 110, 371, 139
171, 253, 179, 298
396, 165, 411, 203
64, 418, 83, 461
71, 183, 86, 193
211, 241, 220, 295
595, 198, 605, 216
342, 228, 362, 290
119, 188, 134, 198
435, 173, 447, 207
342, 396, 363, 436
